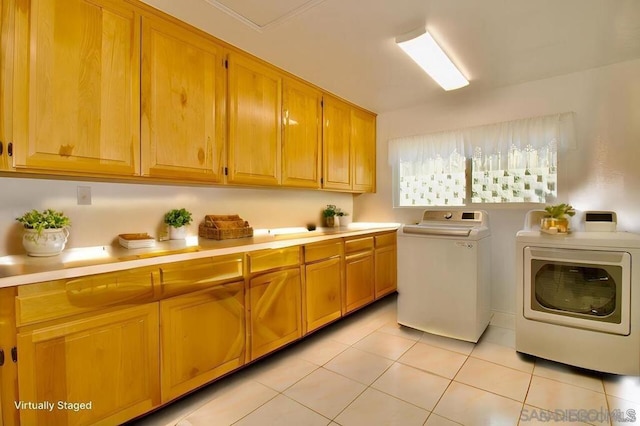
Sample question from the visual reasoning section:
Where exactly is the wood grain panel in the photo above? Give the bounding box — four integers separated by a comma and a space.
282, 78, 322, 188
375, 232, 396, 248
249, 268, 302, 360
16, 266, 157, 326
13, 0, 140, 175
344, 236, 374, 254
17, 304, 160, 425
227, 52, 282, 186
304, 240, 342, 263
322, 94, 351, 190
305, 257, 342, 333
375, 245, 397, 299
141, 14, 225, 181
351, 107, 376, 192
344, 252, 374, 313
160, 281, 245, 402
0, 0, 15, 171
158, 254, 243, 298
248, 246, 300, 274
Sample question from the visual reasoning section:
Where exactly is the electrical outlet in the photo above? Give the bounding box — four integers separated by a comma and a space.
77, 186, 92, 205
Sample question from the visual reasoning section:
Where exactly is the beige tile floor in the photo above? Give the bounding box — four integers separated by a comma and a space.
129, 295, 640, 426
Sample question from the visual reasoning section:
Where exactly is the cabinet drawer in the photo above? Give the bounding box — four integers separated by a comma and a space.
159, 254, 244, 297
304, 240, 343, 263
248, 246, 301, 274
344, 236, 374, 254
375, 232, 397, 248
16, 266, 157, 326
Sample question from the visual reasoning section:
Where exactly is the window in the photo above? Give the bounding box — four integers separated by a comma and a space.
389, 112, 574, 207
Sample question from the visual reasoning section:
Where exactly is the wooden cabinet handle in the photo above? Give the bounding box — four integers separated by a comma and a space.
7, 142, 12, 157
11, 347, 17, 363
0, 141, 3, 155
0, 348, 4, 366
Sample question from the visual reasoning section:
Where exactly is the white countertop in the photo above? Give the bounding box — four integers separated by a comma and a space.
0, 223, 400, 288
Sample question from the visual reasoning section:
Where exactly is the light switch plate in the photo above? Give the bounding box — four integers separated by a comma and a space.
77, 186, 92, 205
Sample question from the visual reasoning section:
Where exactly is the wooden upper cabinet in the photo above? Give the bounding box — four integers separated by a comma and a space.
322, 94, 352, 190
281, 78, 322, 188
227, 52, 282, 186
0, 0, 15, 171
12, 0, 140, 176
351, 107, 376, 192
322, 95, 376, 192
141, 15, 225, 182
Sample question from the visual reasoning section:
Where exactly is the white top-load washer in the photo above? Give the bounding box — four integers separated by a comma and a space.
516, 211, 640, 374
397, 210, 491, 342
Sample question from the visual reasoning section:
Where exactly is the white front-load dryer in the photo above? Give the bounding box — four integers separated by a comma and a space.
516, 230, 640, 374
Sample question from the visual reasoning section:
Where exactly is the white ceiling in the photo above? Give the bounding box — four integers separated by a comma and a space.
142, 0, 640, 113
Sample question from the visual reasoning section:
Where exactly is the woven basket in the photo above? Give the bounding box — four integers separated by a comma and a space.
199, 214, 253, 240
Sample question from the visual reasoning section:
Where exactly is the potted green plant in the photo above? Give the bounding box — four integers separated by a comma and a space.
322, 204, 339, 227
164, 208, 193, 240
16, 209, 71, 256
541, 203, 575, 233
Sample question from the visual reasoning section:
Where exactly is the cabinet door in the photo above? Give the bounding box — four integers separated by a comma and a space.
141, 15, 225, 182
351, 108, 376, 192
322, 95, 352, 190
249, 268, 302, 360
17, 304, 159, 426
375, 245, 397, 299
160, 281, 245, 402
0, 287, 18, 426
282, 78, 322, 188
13, 0, 140, 176
228, 52, 282, 186
344, 252, 374, 313
305, 257, 342, 334
0, 0, 15, 171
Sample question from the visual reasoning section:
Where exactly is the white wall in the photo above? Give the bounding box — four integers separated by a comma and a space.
0, 178, 352, 256
354, 58, 640, 314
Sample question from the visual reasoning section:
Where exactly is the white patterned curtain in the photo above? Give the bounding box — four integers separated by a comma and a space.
389, 112, 575, 206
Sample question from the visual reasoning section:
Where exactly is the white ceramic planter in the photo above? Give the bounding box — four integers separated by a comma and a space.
338, 215, 351, 227
22, 228, 69, 257
169, 225, 187, 240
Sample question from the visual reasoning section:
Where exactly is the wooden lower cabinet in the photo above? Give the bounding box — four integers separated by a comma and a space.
249, 268, 302, 360
374, 232, 397, 299
344, 252, 375, 313
159, 281, 245, 402
344, 237, 375, 313
304, 257, 342, 334
2, 231, 396, 425
16, 304, 160, 426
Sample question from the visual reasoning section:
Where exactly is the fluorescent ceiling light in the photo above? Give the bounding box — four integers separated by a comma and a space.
396, 28, 469, 91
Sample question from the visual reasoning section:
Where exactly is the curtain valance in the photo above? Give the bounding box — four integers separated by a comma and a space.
388, 112, 575, 166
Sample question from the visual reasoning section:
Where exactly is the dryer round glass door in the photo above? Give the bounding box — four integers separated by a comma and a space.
523, 247, 631, 335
